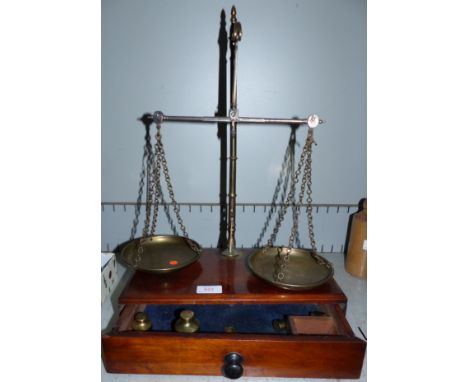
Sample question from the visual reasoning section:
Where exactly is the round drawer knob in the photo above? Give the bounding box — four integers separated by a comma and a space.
223, 352, 243, 379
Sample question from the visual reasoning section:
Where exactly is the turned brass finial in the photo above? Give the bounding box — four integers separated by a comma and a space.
231, 6, 237, 23
230, 6, 242, 44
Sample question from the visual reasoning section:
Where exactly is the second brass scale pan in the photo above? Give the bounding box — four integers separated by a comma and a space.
248, 248, 334, 291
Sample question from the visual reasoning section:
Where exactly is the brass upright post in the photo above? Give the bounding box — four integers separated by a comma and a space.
222, 6, 243, 257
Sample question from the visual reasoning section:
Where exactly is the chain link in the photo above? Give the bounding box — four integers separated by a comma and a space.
304, 132, 330, 268
305, 137, 316, 252
149, 127, 162, 236
141, 129, 159, 239
146, 132, 179, 236
130, 129, 150, 240
276, 129, 313, 280
133, 243, 143, 266
262, 131, 311, 253
135, 123, 201, 267
254, 142, 293, 248
136, 127, 160, 267
276, 136, 311, 279
258, 126, 320, 281
156, 124, 202, 256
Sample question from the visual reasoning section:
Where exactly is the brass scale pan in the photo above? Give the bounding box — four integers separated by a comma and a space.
248, 247, 333, 291
120, 235, 201, 274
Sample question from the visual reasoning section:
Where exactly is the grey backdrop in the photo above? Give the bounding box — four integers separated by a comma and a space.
101, 0, 366, 252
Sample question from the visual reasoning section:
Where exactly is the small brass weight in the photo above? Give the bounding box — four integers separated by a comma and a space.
272, 318, 289, 332
175, 310, 200, 333
132, 312, 152, 331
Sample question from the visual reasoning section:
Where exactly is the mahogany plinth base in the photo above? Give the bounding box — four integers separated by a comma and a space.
102, 249, 366, 379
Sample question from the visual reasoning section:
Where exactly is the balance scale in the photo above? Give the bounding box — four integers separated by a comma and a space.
102, 7, 366, 379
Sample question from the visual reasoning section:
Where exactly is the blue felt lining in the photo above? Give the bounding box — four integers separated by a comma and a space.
144, 304, 320, 334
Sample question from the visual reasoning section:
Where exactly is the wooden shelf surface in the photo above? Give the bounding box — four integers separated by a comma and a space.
119, 249, 347, 305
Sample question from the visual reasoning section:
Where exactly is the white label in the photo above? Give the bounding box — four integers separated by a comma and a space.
196, 285, 222, 294
363, 239, 367, 251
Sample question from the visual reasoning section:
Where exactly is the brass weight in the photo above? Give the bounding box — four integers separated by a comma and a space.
272, 319, 289, 332
174, 310, 200, 333
132, 312, 152, 331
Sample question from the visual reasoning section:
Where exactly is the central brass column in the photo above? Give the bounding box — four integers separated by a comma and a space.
222, 6, 242, 257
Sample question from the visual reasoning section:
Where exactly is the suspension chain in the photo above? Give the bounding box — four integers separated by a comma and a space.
305, 142, 316, 252
130, 130, 150, 240
134, 126, 160, 266
273, 128, 313, 281
156, 124, 202, 255
254, 143, 293, 248
263, 129, 311, 252
305, 132, 330, 268
262, 127, 313, 254
134, 122, 201, 267
259, 125, 322, 282
149, 127, 162, 236
141, 133, 158, 239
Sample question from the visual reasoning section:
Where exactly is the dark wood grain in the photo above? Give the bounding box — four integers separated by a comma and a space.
119, 249, 347, 305
102, 331, 366, 378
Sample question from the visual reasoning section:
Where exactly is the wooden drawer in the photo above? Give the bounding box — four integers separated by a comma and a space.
102, 303, 366, 379
102, 250, 366, 378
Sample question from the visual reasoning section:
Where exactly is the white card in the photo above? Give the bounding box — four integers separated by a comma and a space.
363, 239, 367, 250
196, 285, 223, 294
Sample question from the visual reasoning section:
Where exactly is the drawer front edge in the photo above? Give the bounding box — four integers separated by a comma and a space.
102, 333, 366, 379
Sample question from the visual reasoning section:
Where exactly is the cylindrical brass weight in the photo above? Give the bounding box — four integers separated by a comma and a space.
345, 199, 367, 278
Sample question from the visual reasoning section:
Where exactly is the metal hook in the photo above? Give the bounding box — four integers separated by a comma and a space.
326, 206, 329, 213
330, 244, 334, 253
112, 204, 115, 212
199, 205, 202, 212
321, 244, 324, 252
189, 205, 192, 213
123, 204, 127, 212
336, 206, 340, 213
